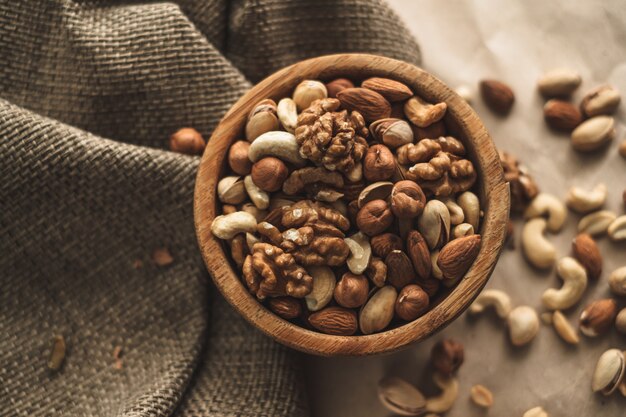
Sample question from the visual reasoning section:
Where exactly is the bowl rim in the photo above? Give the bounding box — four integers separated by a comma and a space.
194, 53, 510, 356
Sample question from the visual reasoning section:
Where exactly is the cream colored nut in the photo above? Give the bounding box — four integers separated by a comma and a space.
240, 202, 267, 222
417, 200, 451, 250
470, 384, 493, 408
609, 266, 626, 296
277, 97, 297, 133
404, 96, 447, 128
571, 116, 615, 152
246, 101, 279, 142
542, 257, 588, 310
565, 183, 607, 213
616, 308, 626, 334
507, 306, 539, 346
378, 377, 426, 416
608, 215, 626, 241
578, 210, 617, 236
592, 349, 625, 396
454, 85, 473, 103
244, 176, 269, 210
581, 85, 621, 117
431, 250, 443, 280
359, 285, 397, 334
522, 218, 557, 269
358, 181, 394, 208
211, 211, 257, 240
457, 191, 480, 231
524, 193, 567, 232
344, 232, 371, 275
469, 289, 512, 319
442, 198, 464, 225
523, 406, 548, 417
453, 223, 474, 239
293, 80, 327, 111
217, 176, 247, 204
248, 131, 307, 166
425, 372, 459, 413
245, 232, 260, 252
537, 68, 581, 97
369, 118, 414, 149
552, 310, 579, 344
305, 266, 336, 312
345, 162, 363, 183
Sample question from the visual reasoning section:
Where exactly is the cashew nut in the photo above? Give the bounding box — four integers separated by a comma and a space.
244, 176, 270, 209
578, 210, 616, 236
211, 211, 257, 240
457, 191, 480, 231
344, 232, 371, 275
424, 372, 459, 413
277, 97, 297, 133
523, 406, 549, 417
305, 266, 336, 312
542, 257, 588, 310
522, 218, 557, 269
609, 266, 626, 296
608, 215, 626, 241
240, 203, 267, 222
217, 176, 247, 204
524, 193, 567, 232
565, 183, 607, 214
469, 289, 512, 318
442, 198, 465, 225
507, 305, 539, 346
245, 232, 260, 251
248, 131, 306, 166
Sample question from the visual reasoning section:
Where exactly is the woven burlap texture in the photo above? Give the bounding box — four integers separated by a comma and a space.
0, 1, 421, 416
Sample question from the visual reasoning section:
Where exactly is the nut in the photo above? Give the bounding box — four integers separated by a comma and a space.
616, 308, 626, 334
336, 87, 391, 122
363, 144, 395, 182
249, 157, 289, 193
566, 183, 607, 213
406, 230, 431, 281
344, 232, 371, 275
430, 250, 443, 280
470, 384, 493, 408
244, 175, 270, 209
425, 372, 459, 413
48, 335, 66, 371
229, 234, 247, 269
358, 181, 394, 208
580, 85, 621, 117
246, 99, 279, 142
228, 140, 252, 175
542, 257, 588, 310
442, 198, 464, 225
454, 85, 473, 103
308, 306, 357, 336
417, 200, 451, 249
522, 218, 557, 269
469, 289, 512, 319
282, 166, 344, 196
325, 78, 354, 98
371, 233, 404, 258
395, 284, 429, 321
385, 250, 416, 289
169, 127, 206, 155
304, 266, 336, 311
390, 181, 426, 219
211, 211, 257, 240
537, 68, 581, 97
334, 272, 369, 308
268, 297, 302, 319
365, 257, 387, 287
277, 97, 298, 133
357, 200, 394, 236
592, 349, 625, 396
507, 305, 539, 346
248, 131, 307, 166
552, 310, 580, 345
572, 233, 602, 280
437, 234, 481, 284
361, 77, 413, 102
480, 79, 514, 114
543, 99, 582, 131
609, 267, 626, 296
523, 407, 549, 417
217, 176, 247, 204
293, 80, 327, 111
578, 210, 617, 236
500, 151, 539, 213
369, 118, 414, 149
580, 299, 618, 337
431, 339, 464, 375
378, 377, 426, 416
524, 193, 567, 232
359, 286, 397, 334
608, 215, 626, 241
403, 96, 447, 127
620, 141, 626, 159
453, 223, 474, 238
412, 120, 447, 140
457, 191, 480, 231
571, 116, 615, 152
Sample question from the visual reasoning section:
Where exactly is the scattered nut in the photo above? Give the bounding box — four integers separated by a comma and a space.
592, 349, 625, 396
571, 233, 602, 280
580, 299, 618, 337
542, 257, 588, 310
522, 218, 557, 269
378, 377, 426, 416
571, 116, 615, 152
152, 247, 174, 267
523, 406, 549, 417
470, 384, 493, 408
268, 297, 302, 319
425, 372, 459, 413
431, 339, 464, 375
524, 193, 567, 232
363, 144, 395, 181
565, 183, 607, 214
308, 306, 357, 336
48, 335, 66, 371
507, 306, 540, 346
480, 79, 515, 114
403, 95, 447, 127
616, 308, 626, 334
543, 99, 582, 131
469, 289, 512, 319
608, 215, 626, 241
578, 210, 617, 236
537, 68, 581, 97
609, 267, 626, 296
293, 80, 327, 111
359, 286, 397, 334
500, 151, 539, 213
552, 310, 579, 345
169, 127, 206, 155
580, 85, 621, 117
334, 273, 369, 308
395, 284, 429, 321
454, 85, 473, 103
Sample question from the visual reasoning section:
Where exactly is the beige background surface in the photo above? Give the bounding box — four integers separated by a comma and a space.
304, 0, 626, 415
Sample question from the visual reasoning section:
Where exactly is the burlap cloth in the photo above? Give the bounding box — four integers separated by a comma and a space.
0, 1, 421, 416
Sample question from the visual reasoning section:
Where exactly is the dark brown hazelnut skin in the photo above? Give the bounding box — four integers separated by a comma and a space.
325, 78, 355, 98
363, 144, 395, 182
334, 273, 369, 308
356, 199, 394, 236
228, 140, 252, 175
251, 157, 289, 192
169, 128, 206, 155
395, 284, 429, 321
370, 233, 404, 258
390, 180, 426, 219
431, 339, 464, 375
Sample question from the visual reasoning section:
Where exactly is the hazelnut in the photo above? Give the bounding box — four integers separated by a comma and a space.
268, 297, 302, 320
228, 140, 252, 175
365, 257, 387, 287
293, 80, 327, 111
579, 299, 618, 337
363, 144, 395, 182
251, 157, 289, 192
325, 78, 354, 98
356, 200, 394, 236
390, 180, 426, 218
334, 273, 369, 308
169, 128, 205, 155
395, 284, 429, 321
370, 233, 404, 258
431, 339, 464, 375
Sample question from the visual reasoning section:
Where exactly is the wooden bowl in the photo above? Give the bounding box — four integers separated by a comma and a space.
194, 54, 509, 356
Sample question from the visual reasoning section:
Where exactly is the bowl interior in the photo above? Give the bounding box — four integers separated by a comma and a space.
194, 53, 509, 356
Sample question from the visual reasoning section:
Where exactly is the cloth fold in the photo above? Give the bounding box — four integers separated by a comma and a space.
0, 1, 420, 416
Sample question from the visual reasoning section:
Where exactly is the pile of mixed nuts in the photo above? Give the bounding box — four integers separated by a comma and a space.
210, 77, 484, 335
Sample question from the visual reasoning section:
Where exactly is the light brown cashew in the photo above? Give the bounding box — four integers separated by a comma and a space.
523, 406, 549, 417
609, 266, 626, 296
244, 176, 270, 209
524, 193, 567, 232
211, 211, 257, 240
248, 131, 307, 166
277, 97, 297, 133
344, 232, 371, 275
522, 218, 557, 269
565, 183, 607, 214
425, 372, 459, 413
542, 257, 588, 310
305, 266, 336, 312
469, 289, 512, 318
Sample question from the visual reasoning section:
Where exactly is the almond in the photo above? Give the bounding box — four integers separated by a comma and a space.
480, 80, 515, 115
385, 250, 416, 289
371, 233, 404, 258
406, 230, 431, 281
361, 77, 413, 102
337, 87, 391, 122
543, 99, 582, 131
437, 234, 481, 282
325, 78, 354, 98
268, 297, 302, 319
572, 233, 602, 280
579, 299, 618, 337
308, 306, 358, 335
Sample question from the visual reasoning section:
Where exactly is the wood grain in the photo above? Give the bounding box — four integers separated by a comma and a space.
194, 54, 510, 356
